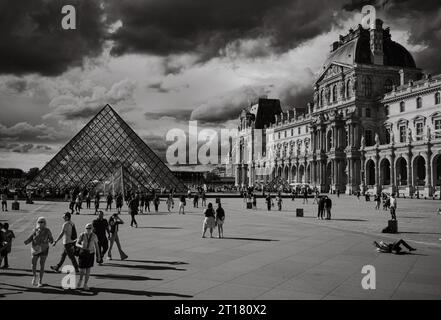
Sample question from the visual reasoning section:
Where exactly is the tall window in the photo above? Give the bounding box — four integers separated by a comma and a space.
416, 122, 424, 140
435, 92, 440, 105
400, 101, 405, 113
435, 119, 441, 131
384, 105, 389, 116
416, 97, 423, 109
365, 130, 373, 146
332, 85, 338, 103
291, 129, 294, 136
363, 76, 372, 97
365, 108, 371, 118
346, 79, 352, 98
298, 127, 301, 134
278, 132, 280, 139
384, 79, 393, 92
399, 126, 406, 143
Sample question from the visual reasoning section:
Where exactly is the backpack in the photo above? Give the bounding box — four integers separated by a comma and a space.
71, 223, 77, 240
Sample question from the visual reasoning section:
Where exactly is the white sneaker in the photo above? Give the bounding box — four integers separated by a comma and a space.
32, 276, 38, 286
37, 282, 44, 287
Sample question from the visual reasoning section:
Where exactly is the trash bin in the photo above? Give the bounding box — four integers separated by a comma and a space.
388, 220, 398, 233
12, 201, 20, 211
296, 208, 304, 217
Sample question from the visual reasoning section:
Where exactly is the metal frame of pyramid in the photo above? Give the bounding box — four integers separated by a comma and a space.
27, 104, 187, 193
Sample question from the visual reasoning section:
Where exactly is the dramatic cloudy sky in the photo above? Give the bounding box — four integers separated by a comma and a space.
0, 0, 440, 170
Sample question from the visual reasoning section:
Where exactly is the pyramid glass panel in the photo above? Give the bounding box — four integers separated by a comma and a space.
28, 105, 186, 193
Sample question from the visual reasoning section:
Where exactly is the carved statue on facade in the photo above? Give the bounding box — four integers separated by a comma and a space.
390, 128, 395, 144
360, 135, 366, 150
375, 132, 380, 147
408, 128, 413, 143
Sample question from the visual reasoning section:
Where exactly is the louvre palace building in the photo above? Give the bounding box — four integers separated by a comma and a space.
234, 19, 441, 197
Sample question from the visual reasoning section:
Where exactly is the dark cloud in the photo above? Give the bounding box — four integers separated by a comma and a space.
190, 86, 272, 124
279, 86, 314, 111
0, 0, 108, 76
147, 82, 172, 94
144, 109, 193, 122
343, 0, 441, 73
107, 0, 347, 64
0, 122, 66, 143
0, 142, 52, 154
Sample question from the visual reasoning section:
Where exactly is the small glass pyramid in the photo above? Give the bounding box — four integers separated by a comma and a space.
28, 104, 186, 193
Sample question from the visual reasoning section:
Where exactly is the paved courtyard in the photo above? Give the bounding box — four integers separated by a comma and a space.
1, 195, 441, 300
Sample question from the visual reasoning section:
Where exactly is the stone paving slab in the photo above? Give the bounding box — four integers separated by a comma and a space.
1, 195, 441, 300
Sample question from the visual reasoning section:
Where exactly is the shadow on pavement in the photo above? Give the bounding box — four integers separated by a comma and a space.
105, 263, 186, 271
93, 274, 162, 281
0, 282, 193, 298
221, 237, 278, 242
399, 232, 441, 235
124, 260, 188, 265
137, 227, 183, 230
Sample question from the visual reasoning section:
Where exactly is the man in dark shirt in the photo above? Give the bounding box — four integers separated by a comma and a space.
318, 196, 325, 220
93, 211, 110, 264
324, 196, 333, 220
106, 193, 113, 211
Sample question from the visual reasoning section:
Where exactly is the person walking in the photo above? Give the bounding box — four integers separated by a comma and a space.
166, 195, 174, 212
337, 189, 340, 198
317, 196, 325, 220
252, 194, 257, 209
128, 196, 139, 228
50, 212, 80, 273
107, 213, 128, 261
85, 192, 91, 209
179, 195, 186, 214
116, 193, 123, 214
375, 194, 381, 210
1, 190, 8, 212
276, 195, 283, 211
24, 217, 54, 287
76, 223, 101, 291
201, 192, 207, 207
69, 196, 75, 215
202, 203, 216, 238
324, 196, 332, 220
303, 189, 309, 204
106, 193, 113, 211
357, 190, 361, 200
145, 194, 151, 213
265, 194, 272, 211
390, 194, 397, 220
153, 194, 160, 212
75, 194, 82, 215
193, 193, 199, 208
92, 211, 110, 265
94, 192, 101, 214
1, 223, 15, 269
215, 203, 225, 238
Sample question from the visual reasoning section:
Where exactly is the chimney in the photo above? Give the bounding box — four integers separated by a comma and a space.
330, 41, 339, 52
370, 19, 384, 65
399, 69, 405, 86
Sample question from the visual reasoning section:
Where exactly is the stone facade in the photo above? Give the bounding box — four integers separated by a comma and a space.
234, 19, 441, 197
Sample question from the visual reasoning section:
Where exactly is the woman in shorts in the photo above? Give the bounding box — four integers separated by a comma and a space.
202, 203, 216, 238
24, 217, 54, 287
76, 223, 101, 290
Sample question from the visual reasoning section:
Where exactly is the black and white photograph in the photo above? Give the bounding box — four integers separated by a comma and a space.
1, 0, 441, 309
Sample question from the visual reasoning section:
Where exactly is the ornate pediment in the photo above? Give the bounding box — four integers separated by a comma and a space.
316, 63, 351, 84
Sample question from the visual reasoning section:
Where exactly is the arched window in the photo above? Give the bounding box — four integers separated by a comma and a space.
363, 76, 372, 97
332, 85, 338, 103
435, 92, 440, 105
400, 101, 405, 113
384, 79, 393, 92
416, 97, 423, 109
365, 108, 371, 118
346, 79, 352, 98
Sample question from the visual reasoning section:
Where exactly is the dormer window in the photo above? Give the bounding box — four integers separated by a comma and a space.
416, 97, 423, 109
435, 92, 440, 105
400, 101, 405, 113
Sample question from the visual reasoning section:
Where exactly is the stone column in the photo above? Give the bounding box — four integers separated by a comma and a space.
424, 152, 432, 196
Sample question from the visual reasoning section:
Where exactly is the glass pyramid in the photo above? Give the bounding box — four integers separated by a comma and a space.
28, 104, 187, 193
